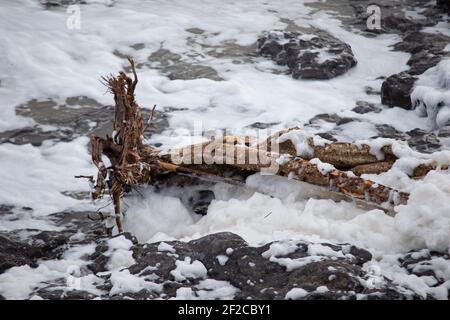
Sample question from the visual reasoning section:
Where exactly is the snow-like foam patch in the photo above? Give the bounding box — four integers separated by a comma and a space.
411, 59, 450, 128
394, 171, 450, 252
0, 244, 100, 299
170, 257, 208, 282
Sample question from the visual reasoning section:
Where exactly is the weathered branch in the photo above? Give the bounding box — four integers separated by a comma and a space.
260, 129, 448, 178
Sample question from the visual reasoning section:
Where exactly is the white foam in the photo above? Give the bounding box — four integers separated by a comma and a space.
170, 257, 208, 282
285, 287, 308, 299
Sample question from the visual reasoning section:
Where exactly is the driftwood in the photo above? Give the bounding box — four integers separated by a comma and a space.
83, 60, 446, 233
260, 129, 448, 178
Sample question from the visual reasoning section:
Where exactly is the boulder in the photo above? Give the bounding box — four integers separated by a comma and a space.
381, 72, 417, 109
258, 30, 357, 80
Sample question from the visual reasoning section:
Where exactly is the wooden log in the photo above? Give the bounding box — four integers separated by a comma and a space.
86, 59, 413, 232
260, 129, 449, 178
158, 142, 409, 207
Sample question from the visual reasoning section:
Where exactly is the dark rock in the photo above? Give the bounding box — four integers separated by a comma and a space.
146, 48, 223, 81
382, 14, 422, 33
406, 128, 442, 153
407, 128, 428, 138
119, 232, 419, 299
109, 289, 159, 300
3, 98, 168, 146
337, 117, 357, 126
364, 86, 381, 95
400, 250, 450, 286
0, 233, 38, 273
374, 124, 405, 139
0, 205, 14, 215
393, 32, 450, 75
394, 31, 449, 54
0, 229, 74, 274
380, 29, 449, 113
5, 228, 434, 300
407, 50, 443, 75
309, 113, 342, 124
258, 30, 357, 80
0, 126, 73, 147
317, 132, 337, 142
32, 231, 70, 255
381, 72, 417, 109
40, 0, 83, 6
437, 0, 450, 14
438, 125, 450, 137
249, 122, 280, 129
37, 288, 97, 300
309, 113, 358, 127
348, 245, 373, 266
352, 101, 381, 114
190, 190, 215, 216
88, 242, 110, 274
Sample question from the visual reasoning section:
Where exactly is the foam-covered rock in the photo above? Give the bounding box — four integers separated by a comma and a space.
257, 30, 357, 80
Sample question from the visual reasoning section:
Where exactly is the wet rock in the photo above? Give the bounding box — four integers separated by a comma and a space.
146, 48, 223, 81
40, 0, 83, 6
130, 43, 145, 50
374, 124, 405, 139
407, 50, 444, 76
381, 72, 417, 109
0, 126, 73, 147
248, 122, 280, 129
406, 128, 442, 153
190, 190, 215, 216
348, 245, 373, 266
114, 232, 417, 300
352, 101, 381, 114
32, 231, 71, 257
438, 125, 450, 138
0, 228, 73, 274
394, 32, 450, 75
88, 248, 109, 274
2, 97, 168, 146
337, 117, 358, 126
364, 86, 381, 96
258, 30, 357, 80
0, 233, 38, 273
7, 229, 433, 300
382, 14, 422, 33
37, 288, 98, 300
309, 113, 342, 124
185, 27, 205, 35
109, 289, 160, 300
309, 113, 357, 126
400, 250, 450, 288
50, 210, 107, 240
316, 132, 338, 142
436, 0, 450, 14
0, 205, 14, 215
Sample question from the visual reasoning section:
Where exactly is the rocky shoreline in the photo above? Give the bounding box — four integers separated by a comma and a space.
1, 209, 448, 300
0, 0, 449, 300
